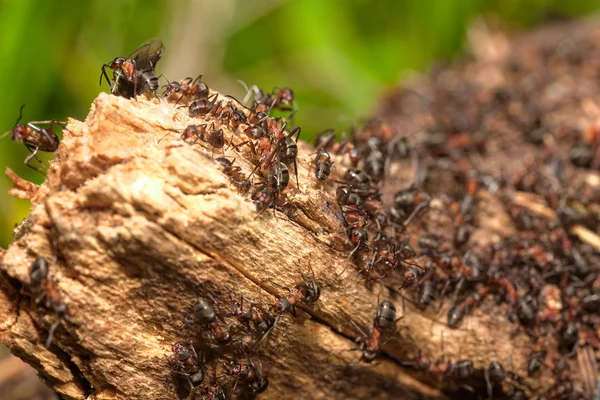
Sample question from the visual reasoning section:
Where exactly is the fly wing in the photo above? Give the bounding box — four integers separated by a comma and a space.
130, 38, 165, 71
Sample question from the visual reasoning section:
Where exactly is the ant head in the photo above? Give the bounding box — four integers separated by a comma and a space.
110, 57, 126, 69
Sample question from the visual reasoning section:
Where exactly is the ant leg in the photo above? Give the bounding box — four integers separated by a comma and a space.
45, 318, 61, 348
402, 199, 430, 227
485, 366, 494, 400
255, 313, 280, 347
24, 145, 47, 174
349, 320, 368, 341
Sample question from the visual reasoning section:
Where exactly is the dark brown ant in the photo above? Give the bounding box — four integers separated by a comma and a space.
215, 157, 252, 193
243, 83, 295, 113
29, 256, 70, 348
4, 105, 63, 172
223, 359, 269, 395
170, 342, 205, 388
351, 298, 403, 363
193, 297, 231, 344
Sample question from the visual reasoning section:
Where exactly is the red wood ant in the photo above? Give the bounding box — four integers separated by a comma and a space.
165, 74, 209, 105
100, 38, 164, 98
242, 83, 295, 113
180, 123, 225, 149
350, 298, 404, 363
229, 295, 274, 335
215, 157, 252, 193
258, 269, 320, 344
193, 297, 231, 344
3, 105, 63, 172
29, 256, 70, 348
170, 342, 205, 388
223, 359, 269, 395
400, 333, 474, 379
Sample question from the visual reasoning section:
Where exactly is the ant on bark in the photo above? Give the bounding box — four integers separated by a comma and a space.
257, 266, 320, 345
3, 105, 64, 173
100, 38, 164, 98
350, 296, 404, 363
29, 256, 70, 348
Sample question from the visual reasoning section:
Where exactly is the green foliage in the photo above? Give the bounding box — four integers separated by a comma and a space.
0, 0, 598, 248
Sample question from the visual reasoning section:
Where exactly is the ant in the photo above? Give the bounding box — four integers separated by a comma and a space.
223, 359, 269, 395
400, 333, 474, 379
29, 256, 70, 348
350, 297, 404, 363
390, 188, 431, 229
258, 268, 320, 344
193, 297, 231, 344
100, 38, 164, 98
180, 123, 225, 150
170, 342, 205, 389
3, 105, 63, 172
242, 83, 295, 114
165, 74, 209, 105
215, 157, 252, 193
229, 295, 274, 335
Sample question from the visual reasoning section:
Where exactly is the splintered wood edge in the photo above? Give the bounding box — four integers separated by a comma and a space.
0, 92, 557, 399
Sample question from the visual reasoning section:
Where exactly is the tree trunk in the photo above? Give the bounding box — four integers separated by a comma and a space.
1, 17, 600, 400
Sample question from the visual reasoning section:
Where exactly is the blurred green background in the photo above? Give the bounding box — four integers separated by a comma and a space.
0, 0, 599, 249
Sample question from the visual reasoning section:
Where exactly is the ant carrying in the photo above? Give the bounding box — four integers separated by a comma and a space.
29, 256, 70, 348
180, 123, 225, 150
3, 105, 63, 173
350, 296, 404, 363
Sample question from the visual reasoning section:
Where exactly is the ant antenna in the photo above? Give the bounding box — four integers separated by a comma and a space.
16, 104, 25, 125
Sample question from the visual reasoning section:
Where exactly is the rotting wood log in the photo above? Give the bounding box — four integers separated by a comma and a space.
2, 17, 600, 400
0, 93, 451, 400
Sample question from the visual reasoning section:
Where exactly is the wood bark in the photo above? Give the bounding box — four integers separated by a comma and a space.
1, 17, 600, 400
